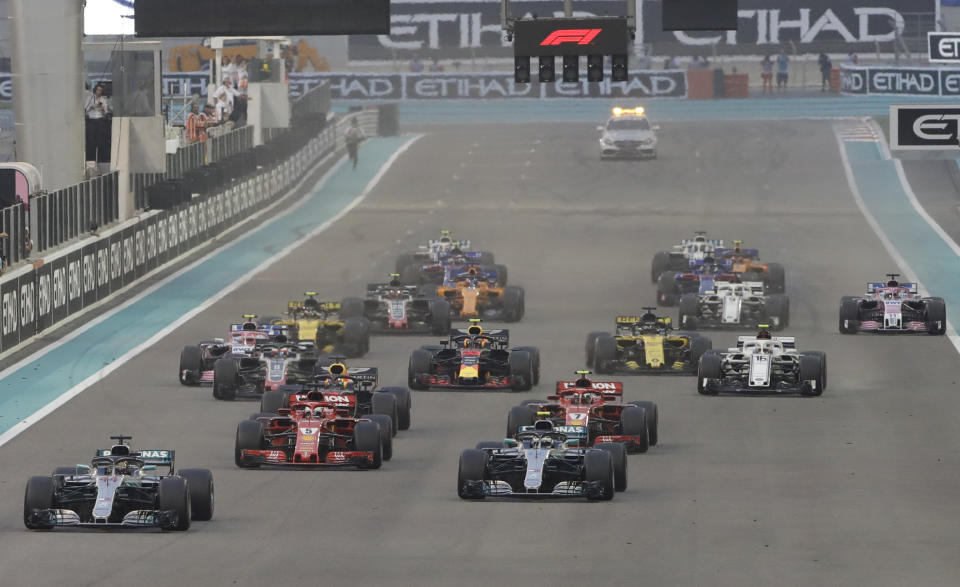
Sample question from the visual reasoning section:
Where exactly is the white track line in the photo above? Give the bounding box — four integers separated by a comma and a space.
833, 123, 960, 355
0, 135, 423, 448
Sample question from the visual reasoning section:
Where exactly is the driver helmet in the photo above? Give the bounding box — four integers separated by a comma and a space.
312, 406, 325, 418
115, 460, 132, 476
884, 292, 895, 300
756, 328, 772, 340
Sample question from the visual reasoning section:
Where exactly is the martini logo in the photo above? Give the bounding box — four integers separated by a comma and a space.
541, 29, 602, 46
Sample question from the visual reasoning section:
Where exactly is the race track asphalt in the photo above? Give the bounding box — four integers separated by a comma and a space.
1, 121, 959, 586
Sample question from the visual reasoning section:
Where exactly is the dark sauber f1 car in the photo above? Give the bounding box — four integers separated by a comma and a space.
586, 310, 712, 375
235, 394, 391, 469
259, 360, 412, 432
24, 436, 213, 531
394, 230, 494, 274
839, 275, 946, 335
509, 372, 658, 454
458, 420, 621, 500
697, 328, 826, 396
408, 321, 540, 391
679, 281, 790, 330
348, 275, 451, 334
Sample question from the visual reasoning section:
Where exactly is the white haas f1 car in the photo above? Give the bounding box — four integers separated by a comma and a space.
24, 436, 213, 531
697, 328, 826, 396
679, 281, 790, 330
458, 420, 622, 500
353, 275, 451, 334
839, 275, 946, 335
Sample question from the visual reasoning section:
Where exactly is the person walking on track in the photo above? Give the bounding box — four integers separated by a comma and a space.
345, 118, 366, 170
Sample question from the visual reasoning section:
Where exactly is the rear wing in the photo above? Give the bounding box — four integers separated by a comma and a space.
736, 336, 796, 349
556, 380, 624, 396
868, 282, 917, 294
315, 366, 379, 384
616, 315, 671, 328
715, 247, 759, 258
679, 238, 723, 247
287, 300, 341, 312
450, 328, 509, 344
95, 449, 175, 472
366, 283, 418, 296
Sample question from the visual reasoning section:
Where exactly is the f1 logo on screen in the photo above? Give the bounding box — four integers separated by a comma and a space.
540, 29, 602, 46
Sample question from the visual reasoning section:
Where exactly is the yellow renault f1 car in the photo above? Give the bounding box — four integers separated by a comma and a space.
273, 293, 371, 358
585, 308, 712, 375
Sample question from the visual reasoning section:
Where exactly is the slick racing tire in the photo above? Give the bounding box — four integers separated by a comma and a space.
408, 349, 433, 390
651, 251, 671, 283
179, 345, 203, 386
595, 442, 628, 492
503, 286, 525, 323
631, 401, 659, 447
24, 476, 55, 530
158, 477, 191, 531
493, 263, 509, 286
340, 297, 365, 319
509, 351, 534, 391
342, 317, 370, 357
507, 405, 535, 437
381, 387, 412, 431
765, 294, 790, 330
478, 251, 495, 265
697, 350, 723, 395
593, 335, 619, 375
260, 391, 289, 414
838, 296, 860, 334
514, 346, 541, 385
179, 468, 214, 521
926, 297, 947, 335
212, 358, 239, 400
458, 449, 487, 499
688, 336, 713, 372
584, 450, 615, 501
371, 392, 398, 437
430, 299, 452, 336
799, 354, 825, 397
678, 295, 700, 330
657, 272, 678, 306
367, 414, 394, 461
619, 406, 649, 454
584, 331, 609, 369
765, 263, 786, 294
353, 421, 383, 470
803, 351, 828, 391
235, 420, 264, 468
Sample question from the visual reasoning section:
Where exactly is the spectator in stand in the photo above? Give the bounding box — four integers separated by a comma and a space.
663, 55, 678, 69
236, 56, 249, 95
84, 82, 111, 174
776, 52, 789, 91
429, 58, 444, 72
818, 53, 832, 92
846, 52, 858, 65
221, 55, 237, 87
410, 56, 424, 73
185, 102, 207, 143
760, 55, 773, 94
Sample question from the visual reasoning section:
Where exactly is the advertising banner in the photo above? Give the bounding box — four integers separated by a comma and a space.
841, 66, 960, 96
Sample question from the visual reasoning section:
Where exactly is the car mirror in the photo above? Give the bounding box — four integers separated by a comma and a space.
142, 465, 157, 471
76, 464, 90, 471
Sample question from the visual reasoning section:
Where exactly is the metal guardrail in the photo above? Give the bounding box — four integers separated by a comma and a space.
32, 173, 119, 254
209, 124, 254, 164
1, 202, 27, 267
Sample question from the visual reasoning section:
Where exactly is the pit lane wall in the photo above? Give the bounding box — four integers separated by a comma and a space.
840, 65, 960, 97
0, 112, 376, 355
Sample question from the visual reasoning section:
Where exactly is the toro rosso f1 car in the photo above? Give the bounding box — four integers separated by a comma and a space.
24, 435, 213, 531
408, 320, 540, 391
586, 310, 712, 375
649, 232, 723, 282
458, 420, 621, 500
839, 275, 946, 335
697, 327, 826, 396
509, 372, 658, 454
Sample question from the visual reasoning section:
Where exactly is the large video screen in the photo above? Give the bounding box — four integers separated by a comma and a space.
135, 0, 390, 37
84, 0, 136, 36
